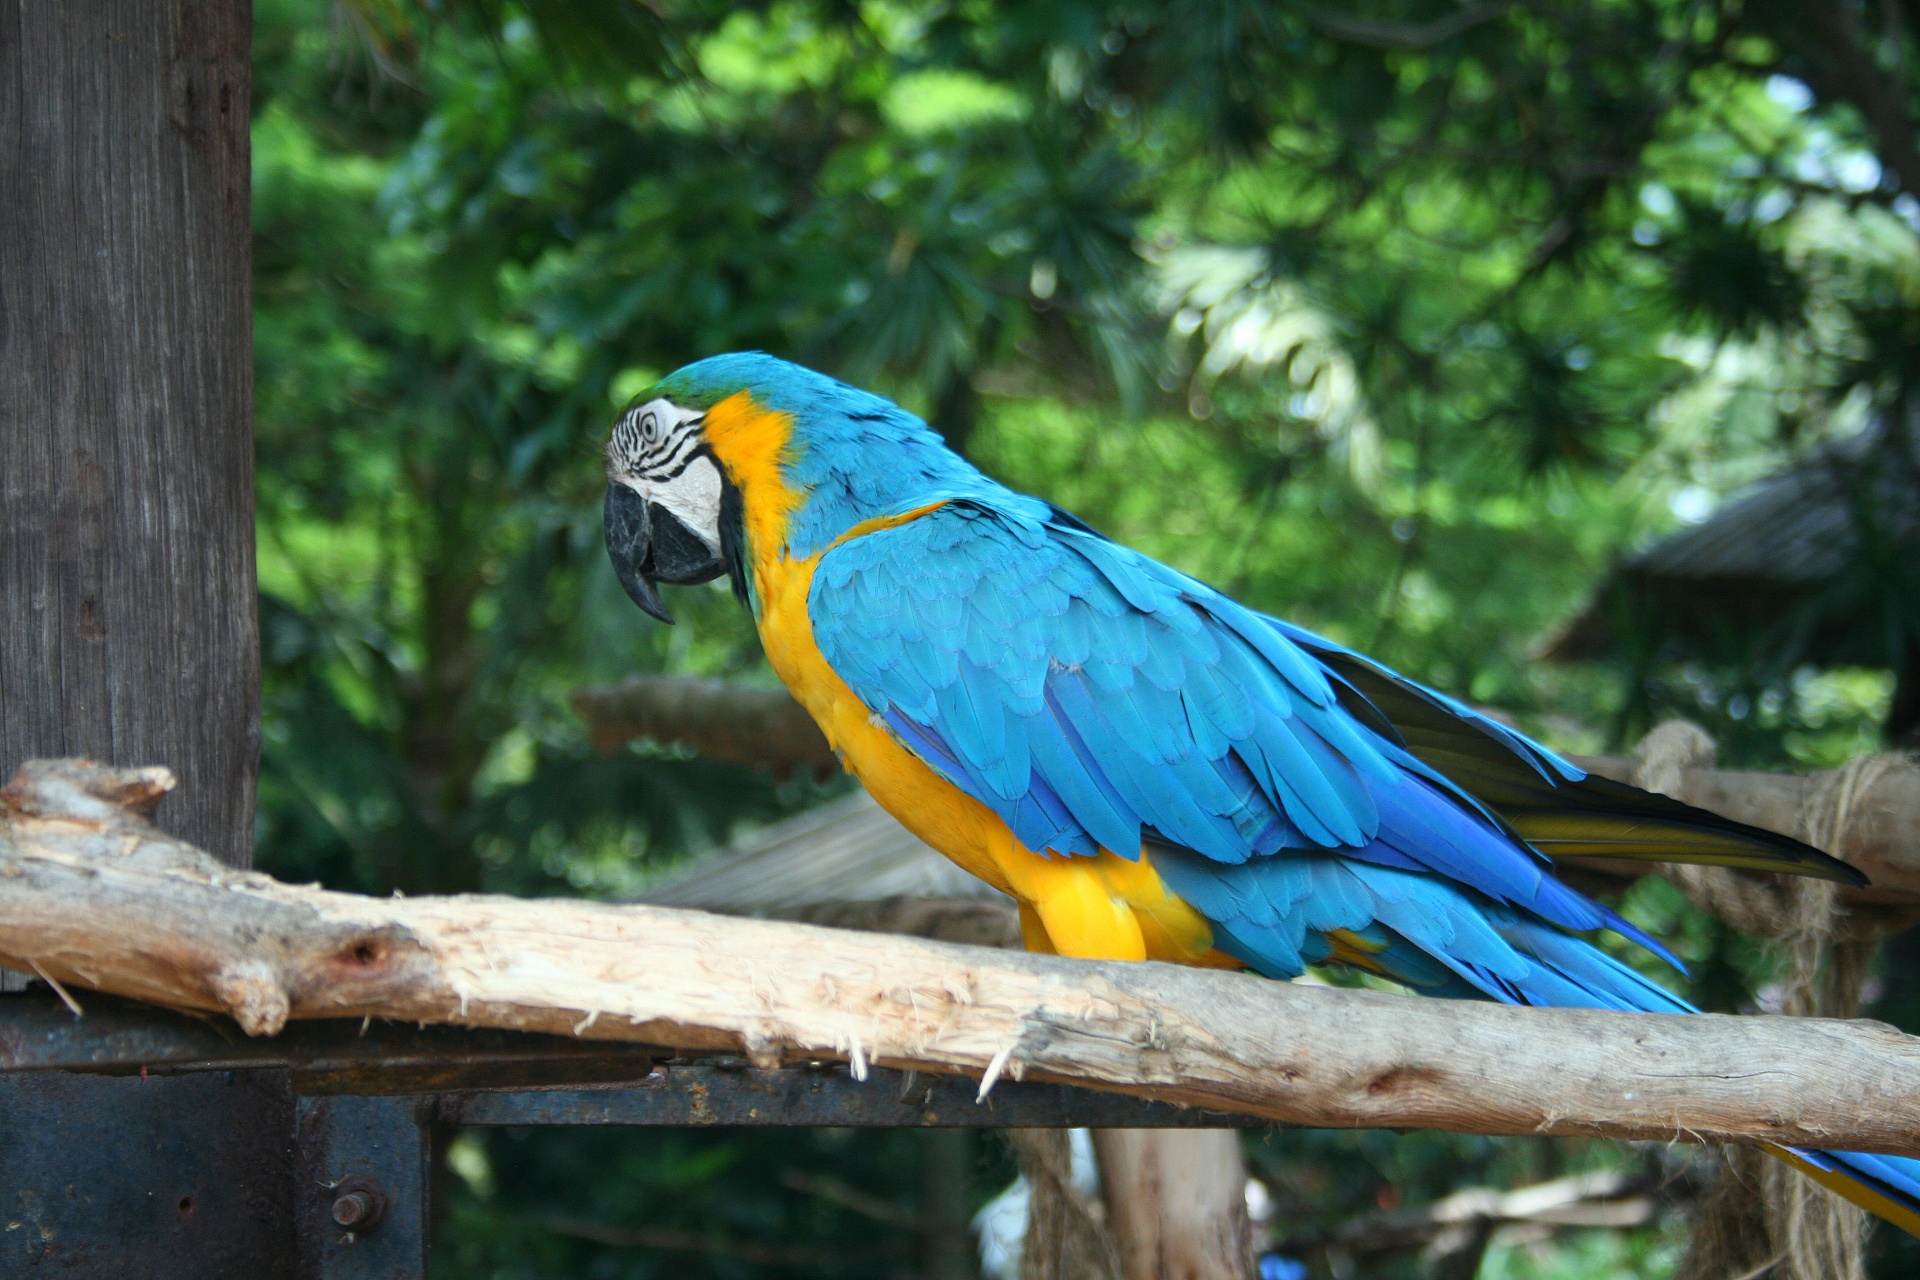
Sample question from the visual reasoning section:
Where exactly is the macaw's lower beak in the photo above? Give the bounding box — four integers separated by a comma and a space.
604, 483, 727, 624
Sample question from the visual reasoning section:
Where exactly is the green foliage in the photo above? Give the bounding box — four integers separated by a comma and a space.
434, 1126, 1013, 1280
251, 0, 1920, 1275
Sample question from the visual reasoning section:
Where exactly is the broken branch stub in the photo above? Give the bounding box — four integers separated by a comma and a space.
7, 758, 1920, 1155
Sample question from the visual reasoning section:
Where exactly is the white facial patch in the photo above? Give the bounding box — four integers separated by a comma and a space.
649, 454, 724, 551
607, 397, 723, 549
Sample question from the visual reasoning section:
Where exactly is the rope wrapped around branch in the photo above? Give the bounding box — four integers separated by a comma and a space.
1631, 721, 1920, 1280
1005, 1130, 1123, 1280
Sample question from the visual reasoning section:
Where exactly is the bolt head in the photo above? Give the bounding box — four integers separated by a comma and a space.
331, 1189, 375, 1228
327, 1178, 388, 1233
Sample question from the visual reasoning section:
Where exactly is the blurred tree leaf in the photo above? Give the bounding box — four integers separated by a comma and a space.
1664, 197, 1806, 338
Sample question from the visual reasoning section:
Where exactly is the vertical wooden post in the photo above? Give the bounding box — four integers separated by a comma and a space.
1092, 1130, 1256, 1280
0, 1, 257, 865
0, 10, 282, 1270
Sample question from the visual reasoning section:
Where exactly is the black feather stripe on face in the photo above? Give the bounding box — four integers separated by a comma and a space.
608, 400, 703, 482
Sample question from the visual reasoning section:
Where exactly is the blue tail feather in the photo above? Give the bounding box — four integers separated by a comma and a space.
1380, 901, 1920, 1237
1151, 840, 1920, 1239
1412, 914, 1920, 1236
1771, 1147, 1920, 1238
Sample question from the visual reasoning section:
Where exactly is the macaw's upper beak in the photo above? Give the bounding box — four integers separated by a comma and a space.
606, 483, 671, 623
604, 483, 727, 624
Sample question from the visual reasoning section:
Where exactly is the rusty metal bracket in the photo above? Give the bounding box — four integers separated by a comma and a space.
295, 1095, 432, 1280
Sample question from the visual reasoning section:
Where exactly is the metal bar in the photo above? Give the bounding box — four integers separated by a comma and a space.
442, 1063, 1266, 1129
0, 990, 658, 1092
0, 993, 1266, 1278
295, 1095, 432, 1280
1, 990, 1270, 1128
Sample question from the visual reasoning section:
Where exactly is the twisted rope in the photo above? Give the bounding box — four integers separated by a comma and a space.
1005, 1129, 1122, 1280
1632, 722, 1917, 1280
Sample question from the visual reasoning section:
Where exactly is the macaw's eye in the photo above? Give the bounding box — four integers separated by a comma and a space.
641, 411, 659, 442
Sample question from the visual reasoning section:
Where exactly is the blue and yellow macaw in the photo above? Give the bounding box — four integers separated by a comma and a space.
603, 351, 1920, 1234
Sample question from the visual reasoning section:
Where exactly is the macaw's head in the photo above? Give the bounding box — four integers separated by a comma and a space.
604, 352, 989, 624
601, 374, 745, 624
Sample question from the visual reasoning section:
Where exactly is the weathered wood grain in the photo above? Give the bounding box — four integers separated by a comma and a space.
0, 2, 257, 865
7, 758, 1920, 1155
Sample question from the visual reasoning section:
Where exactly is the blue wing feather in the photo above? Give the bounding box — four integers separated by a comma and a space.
809, 497, 1679, 984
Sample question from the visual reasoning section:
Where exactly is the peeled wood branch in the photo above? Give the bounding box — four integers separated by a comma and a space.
7, 760, 1920, 1156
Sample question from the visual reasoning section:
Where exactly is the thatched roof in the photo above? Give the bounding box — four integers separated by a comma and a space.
1550, 419, 1920, 675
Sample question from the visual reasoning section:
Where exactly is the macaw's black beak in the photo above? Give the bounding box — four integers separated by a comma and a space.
604, 483, 727, 624
605, 483, 670, 622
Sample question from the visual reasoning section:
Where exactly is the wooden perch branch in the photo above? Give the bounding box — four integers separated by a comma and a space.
7, 759, 1920, 1155
571, 674, 836, 775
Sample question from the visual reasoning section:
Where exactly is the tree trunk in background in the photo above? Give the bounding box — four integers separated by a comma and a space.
921, 1129, 978, 1280
0, 1, 257, 864
1092, 1130, 1256, 1280
931, 365, 983, 458
1891, 648, 1920, 746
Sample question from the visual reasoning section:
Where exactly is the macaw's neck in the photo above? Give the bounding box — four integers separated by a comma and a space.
702, 391, 805, 602
702, 388, 993, 591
